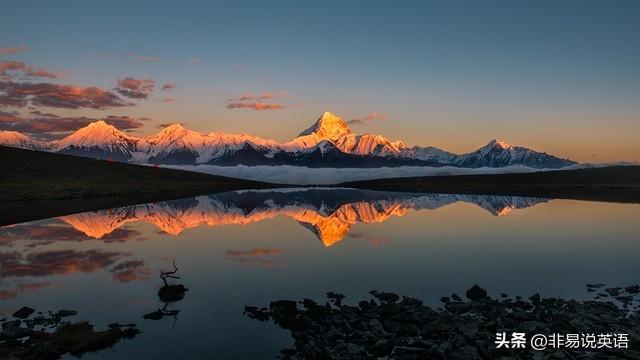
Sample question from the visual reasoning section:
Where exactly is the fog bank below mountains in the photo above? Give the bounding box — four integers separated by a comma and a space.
163, 164, 572, 185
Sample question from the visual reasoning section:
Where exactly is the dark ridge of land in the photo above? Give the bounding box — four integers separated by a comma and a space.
0, 146, 279, 225
340, 166, 640, 204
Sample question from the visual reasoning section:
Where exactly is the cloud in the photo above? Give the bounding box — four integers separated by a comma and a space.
161, 82, 176, 91
347, 112, 388, 126
161, 96, 175, 103
224, 248, 284, 267
0, 110, 18, 123
225, 248, 284, 257
110, 259, 150, 283
225, 101, 284, 110
234, 64, 245, 70
0, 80, 130, 109
115, 77, 155, 99
0, 46, 26, 55
0, 249, 127, 278
163, 164, 544, 185
186, 57, 200, 64
225, 91, 288, 110
0, 113, 149, 139
0, 61, 60, 79
227, 91, 289, 102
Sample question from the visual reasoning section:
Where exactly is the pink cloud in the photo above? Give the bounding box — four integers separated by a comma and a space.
0, 80, 130, 109
347, 112, 388, 125
0, 61, 60, 79
161, 82, 176, 91
0, 46, 26, 55
226, 101, 284, 110
116, 77, 155, 99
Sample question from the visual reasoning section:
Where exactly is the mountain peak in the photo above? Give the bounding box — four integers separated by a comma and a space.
298, 111, 352, 140
486, 139, 512, 149
161, 123, 186, 131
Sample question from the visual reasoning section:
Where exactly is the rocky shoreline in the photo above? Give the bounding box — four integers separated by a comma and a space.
245, 284, 640, 359
0, 307, 139, 359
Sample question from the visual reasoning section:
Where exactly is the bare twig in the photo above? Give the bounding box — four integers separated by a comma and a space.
160, 259, 181, 287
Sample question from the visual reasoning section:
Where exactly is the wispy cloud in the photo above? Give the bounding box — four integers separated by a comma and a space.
0, 80, 130, 109
225, 91, 288, 110
161, 82, 176, 91
186, 57, 200, 64
225, 248, 284, 267
0, 46, 26, 55
161, 96, 175, 103
225, 101, 284, 110
115, 77, 155, 99
0, 61, 60, 79
347, 112, 388, 126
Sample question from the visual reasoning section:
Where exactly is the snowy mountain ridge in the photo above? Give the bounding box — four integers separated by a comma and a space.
0, 111, 576, 168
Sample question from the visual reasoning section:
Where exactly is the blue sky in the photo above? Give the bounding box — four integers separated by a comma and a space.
2, 0, 639, 161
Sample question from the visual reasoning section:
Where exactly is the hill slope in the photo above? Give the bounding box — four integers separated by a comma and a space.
0, 146, 279, 224
340, 166, 640, 203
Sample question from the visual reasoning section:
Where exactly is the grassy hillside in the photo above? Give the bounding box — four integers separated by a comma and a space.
340, 166, 640, 203
0, 146, 278, 224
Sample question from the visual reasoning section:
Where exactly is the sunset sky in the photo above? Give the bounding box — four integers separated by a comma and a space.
2, 0, 639, 162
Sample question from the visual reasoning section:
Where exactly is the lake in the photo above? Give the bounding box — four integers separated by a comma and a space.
1, 188, 639, 359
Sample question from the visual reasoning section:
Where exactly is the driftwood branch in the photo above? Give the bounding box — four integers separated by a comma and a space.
160, 260, 181, 287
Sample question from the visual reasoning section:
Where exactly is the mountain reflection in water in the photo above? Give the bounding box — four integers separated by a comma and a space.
54, 189, 548, 246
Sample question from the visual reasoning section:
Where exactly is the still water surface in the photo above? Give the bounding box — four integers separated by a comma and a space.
1, 188, 638, 358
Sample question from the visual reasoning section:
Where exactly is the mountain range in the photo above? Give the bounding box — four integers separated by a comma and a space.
51, 189, 548, 246
0, 112, 576, 168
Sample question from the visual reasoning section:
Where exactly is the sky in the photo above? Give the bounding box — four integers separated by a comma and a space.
1, 0, 639, 162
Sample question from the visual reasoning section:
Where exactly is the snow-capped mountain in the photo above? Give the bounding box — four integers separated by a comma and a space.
0, 111, 576, 168
54, 120, 138, 161
0, 131, 49, 151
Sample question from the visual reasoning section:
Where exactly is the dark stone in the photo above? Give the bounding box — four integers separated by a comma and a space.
158, 284, 188, 302
12, 306, 35, 319
440, 297, 450, 303
465, 285, 487, 301
529, 293, 541, 304
625, 285, 639, 294
55, 309, 77, 318
451, 293, 463, 302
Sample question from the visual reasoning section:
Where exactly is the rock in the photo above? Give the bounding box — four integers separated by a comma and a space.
368, 318, 385, 336
55, 309, 78, 318
587, 283, 606, 288
369, 290, 399, 304
12, 306, 35, 319
440, 296, 450, 303
451, 293, 463, 302
465, 285, 487, 301
327, 292, 345, 307
142, 310, 164, 320
529, 293, 541, 304
625, 285, 639, 294
2, 320, 21, 329
158, 284, 188, 302
605, 287, 621, 296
